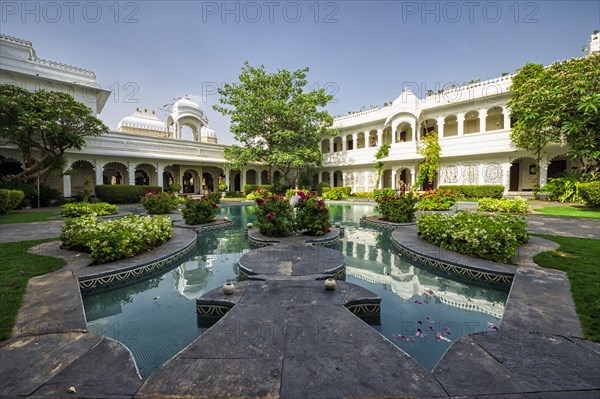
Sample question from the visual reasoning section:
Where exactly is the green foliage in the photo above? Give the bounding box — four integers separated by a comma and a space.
0, 210, 59, 224
316, 182, 330, 195
417, 189, 457, 211
181, 196, 218, 225
218, 183, 228, 191
295, 191, 330, 236
0, 180, 36, 207
0, 238, 67, 339
0, 84, 109, 181
60, 201, 118, 217
215, 62, 335, 187
417, 132, 441, 186
253, 193, 295, 237
60, 214, 173, 264
508, 55, 600, 178
168, 183, 182, 193
533, 235, 600, 342
374, 143, 391, 187
478, 197, 529, 213
225, 191, 244, 198
285, 188, 310, 199
206, 192, 222, 204
438, 185, 504, 199
540, 172, 582, 203
578, 181, 600, 209
373, 188, 396, 202
140, 191, 179, 214
246, 188, 272, 201
375, 193, 419, 223
38, 185, 63, 207
417, 212, 529, 263
535, 205, 600, 219
95, 185, 162, 204
0, 189, 25, 214
243, 184, 273, 196
322, 187, 350, 200
351, 191, 374, 198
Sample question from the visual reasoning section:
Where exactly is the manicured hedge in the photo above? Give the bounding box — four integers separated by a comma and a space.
438, 185, 504, 199
416, 212, 529, 263
61, 201, 119, 217
578, 181, 600, 209
0, 189, 25, 214
478, 197, 529, 213
316, 182, 330, 195
243, 184, 273, 196
95, 185, 162, 204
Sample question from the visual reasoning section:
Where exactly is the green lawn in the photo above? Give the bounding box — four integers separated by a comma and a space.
535, 205, 600, 219
0, 210, 61, 224
0, 238, 66, 340
533, 234, 600, 342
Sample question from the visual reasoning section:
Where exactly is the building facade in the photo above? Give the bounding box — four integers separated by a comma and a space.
1, 32, 598, 197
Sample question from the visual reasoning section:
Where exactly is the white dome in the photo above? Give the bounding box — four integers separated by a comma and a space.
173, 96, 202, 112
200, 125, 216, 138
118, 109, 167, 131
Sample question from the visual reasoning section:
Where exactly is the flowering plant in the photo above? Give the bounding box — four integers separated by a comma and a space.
61, 201, 118, 217
295, 191, 330, 236
253, 191, 294, 237
141, 190, 179, 214
60, 214, 173, 264
181, 196, 218, 225
417, 189, 457, 211
376, 193, 419, 223
416, 211, 528, 263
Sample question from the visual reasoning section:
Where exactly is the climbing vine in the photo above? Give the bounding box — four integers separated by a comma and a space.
374, 143, 391, 187
417, 132, 441, 186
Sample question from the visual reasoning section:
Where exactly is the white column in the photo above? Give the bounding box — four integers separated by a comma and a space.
392, 126, 398, 144
224, 169, 230, 191
352, 133, 358, 150
415, 118, 420, 141
241, 168, 246, 190
409, 166, 416, 188
391, 170, 397, 190
377, 128, 383, 146
502, 161, 512, 194
503, 106, 511, 130
479, 109, 487, 133
364, 171, 369, 192
457, 113, 465, 136
477, 164, 484, 185
63, 174, 72, 198
318, 171, 322, 184
157, 163, 165, 189
342, 136, 347, 152
127, 162, 135, 185
436, 116, 445, 138
94, 160, 104, 186
539, 159, 550, 188
329, 138, 334, 153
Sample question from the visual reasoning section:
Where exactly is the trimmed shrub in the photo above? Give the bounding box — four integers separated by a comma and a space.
316, 182, 330, 195
478, 197, 529, 213
375, 193, 419, 223
95, 185, 162, 204
218, 183, 228, 192
243, 184, 273, 196
285, 188, 311, 199
295, 191, 330, 236
373, 188, 396, 202
540, 172, 582, 203
438, 185, 504, 199
0, 189, 25, 214
253, 193, 295, 237
60, 214, 173, 264
417, 189, 457, 211
578, 181, 600, 209
140, 191, 179, 214
181, 196, 218, 225
416, 212, 529, 263
206, 192, 222, 204
0, 180, 36, 207
61, 201, 118, 217
351, 191, 374, 198
225, 191, 244, 198
168, 183, 182, 194
246, 188, 272, 201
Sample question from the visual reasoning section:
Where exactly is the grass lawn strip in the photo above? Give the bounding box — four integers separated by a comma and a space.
0, 210, 61, 224
533, 234, 600, 342
535, 205, 600, 219
0, 238, 66, 339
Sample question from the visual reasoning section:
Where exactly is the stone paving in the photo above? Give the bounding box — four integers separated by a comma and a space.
1, 210, 599, 398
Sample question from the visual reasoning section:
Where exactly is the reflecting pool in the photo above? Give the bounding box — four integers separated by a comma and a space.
83, 203, 508, 378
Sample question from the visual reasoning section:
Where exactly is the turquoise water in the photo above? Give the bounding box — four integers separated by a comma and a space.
83, 203, 508, 378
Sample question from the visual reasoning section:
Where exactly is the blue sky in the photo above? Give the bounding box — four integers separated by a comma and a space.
2, 0, 598, 144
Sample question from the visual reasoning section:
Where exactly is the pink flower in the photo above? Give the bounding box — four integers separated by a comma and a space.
256, 198, 264, 206
317, 199, 324, 206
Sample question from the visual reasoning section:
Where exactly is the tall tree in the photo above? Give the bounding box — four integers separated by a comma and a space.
0, 84, 108, 181
213, 62, 335, 188
508, 54, 600, 181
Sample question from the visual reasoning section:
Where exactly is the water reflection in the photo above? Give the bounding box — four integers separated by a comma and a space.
83, 203, 508, 377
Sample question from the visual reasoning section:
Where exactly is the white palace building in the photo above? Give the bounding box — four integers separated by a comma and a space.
1, 32, 599, 197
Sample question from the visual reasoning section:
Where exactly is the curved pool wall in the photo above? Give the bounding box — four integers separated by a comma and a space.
82, 203, 509, 378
